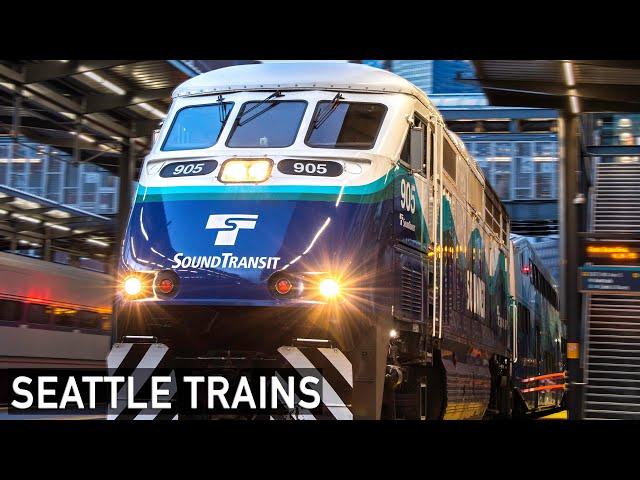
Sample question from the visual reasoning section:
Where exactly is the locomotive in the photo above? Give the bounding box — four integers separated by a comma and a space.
113, 62, 564, 419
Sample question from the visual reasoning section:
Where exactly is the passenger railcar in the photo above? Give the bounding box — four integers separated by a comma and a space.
509, 235, 565, 415
114, 62, 559, 419
0, 251, 112, 369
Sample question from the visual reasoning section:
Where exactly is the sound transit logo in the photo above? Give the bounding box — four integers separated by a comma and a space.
205, 214, 259, 246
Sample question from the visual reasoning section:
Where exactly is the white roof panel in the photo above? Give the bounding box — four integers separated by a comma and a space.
172, 62, 431, 102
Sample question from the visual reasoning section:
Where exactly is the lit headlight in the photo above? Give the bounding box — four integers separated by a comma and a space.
219, 159, 273, 183
123, 276, 142, 296
122, 273, 154, 299
319, 278, 340, 299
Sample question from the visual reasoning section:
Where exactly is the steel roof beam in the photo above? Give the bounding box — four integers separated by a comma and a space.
84, 87, 173, 113
466, 78, 640, 106
14, 130, 105, 152
22, 61, 137, 84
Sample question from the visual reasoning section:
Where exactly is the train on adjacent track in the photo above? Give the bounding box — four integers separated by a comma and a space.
106, 62, 565, 419
0, 251, 112, 370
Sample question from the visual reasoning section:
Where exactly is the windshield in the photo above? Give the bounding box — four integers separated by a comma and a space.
227, 101, 307, 148
162, 102, 233, 151
306, 102, 387, 149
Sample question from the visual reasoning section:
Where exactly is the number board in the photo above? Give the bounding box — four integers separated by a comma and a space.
160, 160, 218, 178
277, 159, 343, 177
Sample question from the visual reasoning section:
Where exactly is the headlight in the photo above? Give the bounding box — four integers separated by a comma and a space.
123, 277, 142, 296
319, 278, 340, 299
219, 159, 273, 183
121, 273, 154, 299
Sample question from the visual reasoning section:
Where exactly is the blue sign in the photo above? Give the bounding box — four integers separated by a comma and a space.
579, 265, 640, 294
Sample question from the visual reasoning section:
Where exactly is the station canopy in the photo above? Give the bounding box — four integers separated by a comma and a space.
470, 60, 640, 113
0, 60, 197, 172
0, 184, 114, 260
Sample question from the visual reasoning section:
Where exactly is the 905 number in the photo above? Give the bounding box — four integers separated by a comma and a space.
277, 159, 343, 177
400, 178, 416, 213
160, 160, 218, 178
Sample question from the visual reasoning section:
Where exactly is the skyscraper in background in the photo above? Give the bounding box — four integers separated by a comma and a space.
389, 60, 434, 94
432, 60, 483, 94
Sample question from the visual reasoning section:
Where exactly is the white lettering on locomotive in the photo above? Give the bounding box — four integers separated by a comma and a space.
171, 252, 280, 270
466, 270, 486, 319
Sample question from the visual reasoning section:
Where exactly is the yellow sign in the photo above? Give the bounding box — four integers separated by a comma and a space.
567, 342, 579, 359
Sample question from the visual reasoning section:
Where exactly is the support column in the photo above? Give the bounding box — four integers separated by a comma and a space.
113, 133, 136, 344
116, 136, 136, 260
559, 113, 583, 419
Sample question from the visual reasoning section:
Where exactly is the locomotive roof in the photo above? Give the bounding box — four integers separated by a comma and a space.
172, 62, 438, 111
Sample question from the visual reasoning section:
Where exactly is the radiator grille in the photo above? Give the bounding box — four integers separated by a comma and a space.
400, 265, 423, 317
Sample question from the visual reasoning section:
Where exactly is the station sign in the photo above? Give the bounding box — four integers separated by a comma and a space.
585, 241, 640, 264
579, 265, 640, 294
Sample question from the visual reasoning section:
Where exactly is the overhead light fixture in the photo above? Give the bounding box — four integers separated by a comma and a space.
86, 238, 109, 248
0, 158, 42, 164
44, 222, 71, 232
139, 102, 166, 119
11, 213, 41, 224
11, 198, 41, 210
82, 70, 126, 95
562, 61, 575, 87
45, 209, 71, 219
70, 131, 96, 144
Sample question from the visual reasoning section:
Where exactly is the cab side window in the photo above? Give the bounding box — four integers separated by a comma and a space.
399, 114, 429, 176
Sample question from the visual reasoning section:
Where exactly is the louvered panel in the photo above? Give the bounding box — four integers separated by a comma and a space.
585, 295, 640, 419
400, 265, 423, 316
594, 163, 640, 233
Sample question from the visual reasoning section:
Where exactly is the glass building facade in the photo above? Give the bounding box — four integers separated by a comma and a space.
389, 60, 433, 94
0, 137, 119, 215
463, 135, 559, 202
432, 60, 483, 94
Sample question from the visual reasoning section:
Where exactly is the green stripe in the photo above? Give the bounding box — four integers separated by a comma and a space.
135, 171, 398, 204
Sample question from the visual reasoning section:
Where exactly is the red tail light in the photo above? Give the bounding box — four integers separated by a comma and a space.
275, 278, 293, 295
158, 278, 175, 294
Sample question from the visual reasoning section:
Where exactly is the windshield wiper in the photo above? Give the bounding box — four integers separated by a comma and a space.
217, 94, 232, 127
312, 92, 344, 130
236, 90, 284, 127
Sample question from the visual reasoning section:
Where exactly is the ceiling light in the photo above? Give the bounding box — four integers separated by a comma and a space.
70, 131, 96, 143
11, 213, 41, 224
44, 222, 71, 232
86, 238, 109, 248
45, 209, 71, 219
139, 102, 166, 119
82, 71, 126, 95
11, 198, 41, 210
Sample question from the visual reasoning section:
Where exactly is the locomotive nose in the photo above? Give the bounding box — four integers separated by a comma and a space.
120, 196, 342, 304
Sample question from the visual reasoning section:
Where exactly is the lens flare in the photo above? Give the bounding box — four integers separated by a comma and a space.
123, 277, 142, 296
319, 278, 340, 298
